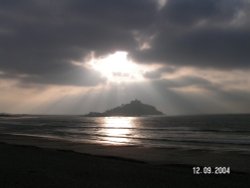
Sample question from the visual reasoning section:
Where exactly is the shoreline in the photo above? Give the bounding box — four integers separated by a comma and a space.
0, 133, 250, 174
1, 141, 250, 187
1, 133, 250, 187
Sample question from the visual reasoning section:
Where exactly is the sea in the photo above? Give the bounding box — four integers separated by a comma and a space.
0, 114, 250, 154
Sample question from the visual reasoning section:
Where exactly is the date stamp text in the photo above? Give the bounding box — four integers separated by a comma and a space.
192, 166, 230, 175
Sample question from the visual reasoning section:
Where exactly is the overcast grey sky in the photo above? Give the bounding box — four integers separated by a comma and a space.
0, 0, 250, 115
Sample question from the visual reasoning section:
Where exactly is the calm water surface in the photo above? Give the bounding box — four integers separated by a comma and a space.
0, 114, 250, 153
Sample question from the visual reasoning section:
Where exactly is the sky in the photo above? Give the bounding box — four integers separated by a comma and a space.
0, 0, 250, 115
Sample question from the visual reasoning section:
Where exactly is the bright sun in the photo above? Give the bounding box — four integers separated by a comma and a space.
88, 51, 144, 83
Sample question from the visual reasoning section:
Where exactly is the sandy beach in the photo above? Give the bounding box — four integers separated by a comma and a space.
0, 134, 250, 188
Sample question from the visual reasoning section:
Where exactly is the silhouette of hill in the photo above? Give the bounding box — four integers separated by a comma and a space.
0, 113, 13, 117
85, 100, 164, 117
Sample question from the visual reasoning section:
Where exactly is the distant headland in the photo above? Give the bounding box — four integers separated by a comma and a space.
84, 99, 164, 117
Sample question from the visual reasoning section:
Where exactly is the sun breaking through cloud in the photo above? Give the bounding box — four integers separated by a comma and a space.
0, 0, 250, 115
88, 51, 147, 83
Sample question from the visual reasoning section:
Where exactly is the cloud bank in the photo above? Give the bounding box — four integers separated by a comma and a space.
1, 0, 250, 86
0, 0, 250, 114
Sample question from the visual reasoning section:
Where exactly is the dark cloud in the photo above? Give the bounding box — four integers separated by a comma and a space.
0, 0, 157, 86
0, 65, 105, 87
143, 66, 177, 79
131, 0, 250, 69
133, 27, 250, 69
0, 0, 250, 88
160, 0, 241, 25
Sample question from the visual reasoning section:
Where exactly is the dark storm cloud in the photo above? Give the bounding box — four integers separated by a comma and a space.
160, 0, 241, 25
131, 0, 250, 69
0, 0, 157, 86
133, 27, 250, 69
0, 0, 250, 87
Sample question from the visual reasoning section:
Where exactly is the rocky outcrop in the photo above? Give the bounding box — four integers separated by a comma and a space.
84, 100, 164, 117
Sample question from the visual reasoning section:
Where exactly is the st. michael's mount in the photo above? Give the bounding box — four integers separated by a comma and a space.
84, 100, 164, 117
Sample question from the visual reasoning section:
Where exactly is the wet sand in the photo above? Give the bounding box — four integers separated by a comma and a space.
0, 134, 250, 188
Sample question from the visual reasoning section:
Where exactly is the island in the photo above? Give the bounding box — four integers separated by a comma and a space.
84, 99, 164, 117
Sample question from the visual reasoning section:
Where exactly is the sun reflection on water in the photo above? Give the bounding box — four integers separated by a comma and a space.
102, 117, 135, 145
